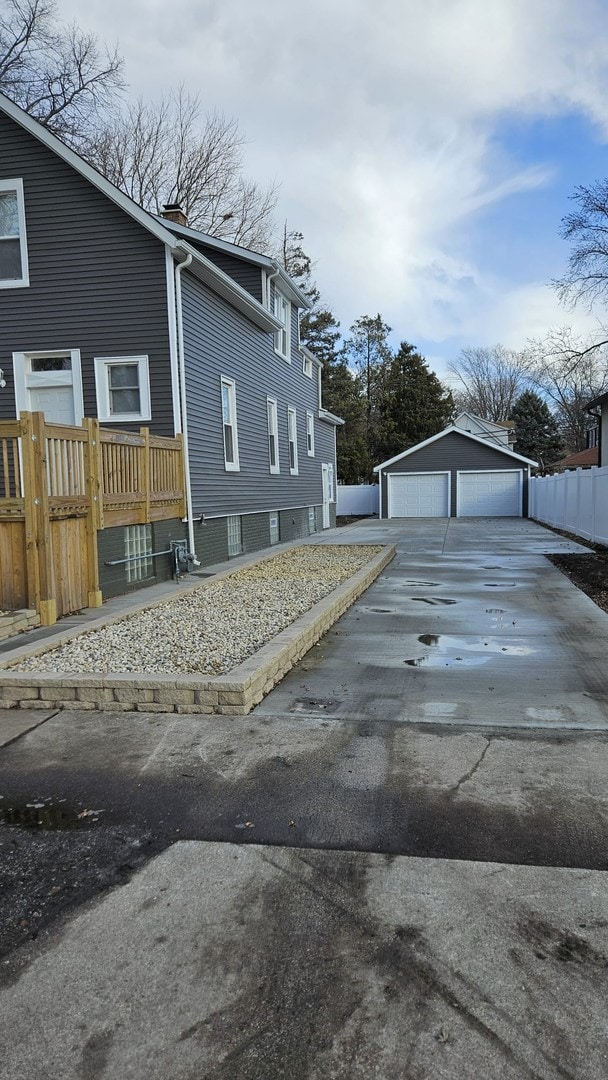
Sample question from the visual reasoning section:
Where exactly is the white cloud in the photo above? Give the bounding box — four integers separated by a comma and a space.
58, 0, 608, 366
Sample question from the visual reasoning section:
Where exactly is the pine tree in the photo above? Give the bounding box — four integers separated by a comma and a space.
510, 391, 564, 466
342, 315, 393, 480
374, 342, 454, 463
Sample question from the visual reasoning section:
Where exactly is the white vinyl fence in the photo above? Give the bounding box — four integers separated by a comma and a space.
336, 484, 379, 516
530, 466, 608, 544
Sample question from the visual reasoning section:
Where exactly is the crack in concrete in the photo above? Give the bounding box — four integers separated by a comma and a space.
448, 737, 491, 797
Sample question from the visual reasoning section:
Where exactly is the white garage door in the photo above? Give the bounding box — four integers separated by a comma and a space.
388, 472, 449, 517
457, 470, 522, 517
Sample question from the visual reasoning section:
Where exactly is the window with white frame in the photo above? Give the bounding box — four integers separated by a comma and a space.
287, 407, 298, 475
267, 397, 280, 474
221, 377, 239, 470
94, 355, 151, 422
302, 354, 313, 378
227, 515, 243, 556
306, 411, 315, 456
271, 284, 291, 360
328, 462, 335, 502
125, 524, 153, 584
0, 179, 29, 288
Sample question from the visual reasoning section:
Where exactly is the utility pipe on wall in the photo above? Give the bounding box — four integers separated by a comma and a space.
173, 249, 199, 564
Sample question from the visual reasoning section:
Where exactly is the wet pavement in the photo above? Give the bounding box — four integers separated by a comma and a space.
1, 517, 608, 1079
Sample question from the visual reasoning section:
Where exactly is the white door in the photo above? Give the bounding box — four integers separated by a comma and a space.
13, 350, 83, 425
457, 470, 522, 517
388, 472, 449, 517
29, 385, 76, 425
322, 463, 332, 528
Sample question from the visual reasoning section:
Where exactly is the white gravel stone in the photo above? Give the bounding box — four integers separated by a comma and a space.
12, 545, 382, 676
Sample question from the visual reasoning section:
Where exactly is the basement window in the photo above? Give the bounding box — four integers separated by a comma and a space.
125, 524, 153, 583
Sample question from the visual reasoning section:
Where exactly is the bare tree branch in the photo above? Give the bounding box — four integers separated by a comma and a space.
85, 89, 278, 250
523, 327, 608, 452
447, 345, 530, 422
0, 0, 124, 147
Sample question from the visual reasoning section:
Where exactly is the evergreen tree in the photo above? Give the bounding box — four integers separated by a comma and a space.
342, 315, 393, 480
374, 342, 454, 463
510, 390, 564, 466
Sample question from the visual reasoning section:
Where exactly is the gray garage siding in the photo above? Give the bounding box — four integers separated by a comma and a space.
380, 432, 529, 517
0, 113, 174, 436
182, 273, 328, 517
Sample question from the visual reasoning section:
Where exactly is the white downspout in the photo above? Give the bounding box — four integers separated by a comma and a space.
174, 250, 199, 563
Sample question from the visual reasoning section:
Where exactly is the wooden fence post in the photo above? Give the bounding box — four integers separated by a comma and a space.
28, 412, 56, 625
20, 411, 41, 615
140, 427, 150, 525
176, 433, 187, 519
83, 417, 103, 608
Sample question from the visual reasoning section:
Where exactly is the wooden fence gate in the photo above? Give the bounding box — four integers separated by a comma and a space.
0, 413, 185, 624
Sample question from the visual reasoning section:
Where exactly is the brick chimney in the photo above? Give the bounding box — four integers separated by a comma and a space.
161, 203, 187, 227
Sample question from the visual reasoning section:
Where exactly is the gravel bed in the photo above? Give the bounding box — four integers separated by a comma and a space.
12, 545, 382, 676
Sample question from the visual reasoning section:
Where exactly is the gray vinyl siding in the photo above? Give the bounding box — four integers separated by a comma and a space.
182, 272, 327, 517
242, 512, 272, 553
380, 432, 529, 517
0, 112, 174, 435
186, 240, 264, 303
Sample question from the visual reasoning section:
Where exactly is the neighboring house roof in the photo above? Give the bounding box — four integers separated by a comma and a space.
453, 411, 514, 446
552, 447, 599, 471
586, 390, 608, 411
0, 91, 293, 333
373, 425, 538, 472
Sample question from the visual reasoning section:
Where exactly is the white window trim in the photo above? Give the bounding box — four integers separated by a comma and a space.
0, 178, 29, 289
267, 396, 280, 475
221, 376, 240, 472
13, 348, 84, 423
288, 406, 299, 476
271, 285, 291, 362
94, 355, 151, 423
302, 353, 312, 378
306, 410, 315, 457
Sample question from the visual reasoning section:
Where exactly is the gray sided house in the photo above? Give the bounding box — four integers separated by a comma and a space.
374, 427, 537, 519
0, 92, 342, 599
586, 390, 608, 467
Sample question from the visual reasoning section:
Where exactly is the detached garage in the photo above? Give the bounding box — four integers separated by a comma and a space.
374, 427, 537, 519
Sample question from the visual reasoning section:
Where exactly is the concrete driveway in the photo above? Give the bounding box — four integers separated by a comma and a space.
2, 517, 608, 1079
260, 516, 607, 729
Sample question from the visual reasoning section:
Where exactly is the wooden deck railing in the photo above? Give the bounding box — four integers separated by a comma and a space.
0, 413, 186, 623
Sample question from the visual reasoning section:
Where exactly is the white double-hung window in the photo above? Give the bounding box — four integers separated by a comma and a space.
94, 355, 151, 422
267, 397, 280, 474
271, 285, 291, 361
221, 377, 239, 471
306, 411, 315, 456
0, 179, 29, 288
287, 407, 298, 475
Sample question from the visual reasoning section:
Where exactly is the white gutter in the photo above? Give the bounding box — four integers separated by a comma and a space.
378, 469, 382, 519
174, 251, 199, 564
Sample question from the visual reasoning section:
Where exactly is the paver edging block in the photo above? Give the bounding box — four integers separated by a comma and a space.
0, 545, 395, 714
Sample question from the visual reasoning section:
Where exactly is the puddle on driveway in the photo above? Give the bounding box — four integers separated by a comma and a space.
0, 800, 104, 830
411, 597, 457, 606
401, 580, 440, 587
404, 634, 536, 668
483, 583, 517, 589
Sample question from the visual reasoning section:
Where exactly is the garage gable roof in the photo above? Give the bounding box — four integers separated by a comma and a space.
373, 426, 537, 471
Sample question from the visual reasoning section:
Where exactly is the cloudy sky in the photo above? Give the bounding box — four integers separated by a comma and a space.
61, 0, 608, 380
